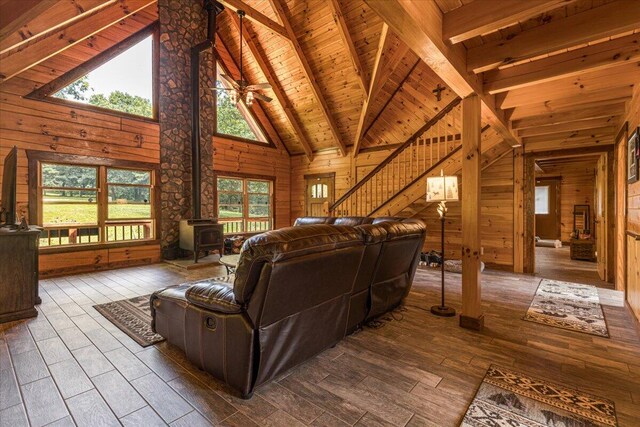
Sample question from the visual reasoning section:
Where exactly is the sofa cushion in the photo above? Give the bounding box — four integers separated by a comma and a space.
185, 280, 242, 313
293, 217, 334, 226
331, 216, 373, 226
233, 225, 363, 304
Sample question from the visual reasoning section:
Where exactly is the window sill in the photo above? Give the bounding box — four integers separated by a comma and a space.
39, 239, 160, 255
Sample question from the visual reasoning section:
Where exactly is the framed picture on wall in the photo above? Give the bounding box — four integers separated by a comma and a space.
629, 127, 639, 184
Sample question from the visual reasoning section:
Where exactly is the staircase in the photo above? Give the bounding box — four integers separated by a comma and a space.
330, 97, 464, 218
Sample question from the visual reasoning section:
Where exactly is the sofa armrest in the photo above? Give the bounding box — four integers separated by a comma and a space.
185, 281, 243, 314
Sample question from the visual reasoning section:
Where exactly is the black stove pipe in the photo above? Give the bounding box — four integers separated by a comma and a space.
190, 0, 223, 219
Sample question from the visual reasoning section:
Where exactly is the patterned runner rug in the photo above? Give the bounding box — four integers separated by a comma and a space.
523, 278, 609, 337
461, 365, 618, 426
94, 275, 234, 347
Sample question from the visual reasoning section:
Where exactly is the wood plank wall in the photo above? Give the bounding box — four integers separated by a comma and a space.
0, 80, 162, 277
415, 155, 514, 269
625, 85, 640, 321
212, 135, 291, 229
290, 150, 515, 269
537, 158, 597, 242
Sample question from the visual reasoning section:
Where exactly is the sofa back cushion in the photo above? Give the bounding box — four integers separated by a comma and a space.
331, 216, 373, 226
293, 217, 334, 226
366, 220, 426, 319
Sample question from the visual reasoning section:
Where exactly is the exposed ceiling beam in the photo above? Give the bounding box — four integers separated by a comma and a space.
226, 11, 313, 160
214, 32, 286, 153
512, 102, 626, 129
269, 0, 347, 156
0, 0, 156, 82
517, 117, 620, 138
353, 24, 409, 155
523, 127, 617, 144
363, 0, 520, 147
0, 0, 53, 43
0, 0, 115, 55
524, 137, 614, 153
506, 86, 633, 120
484, 32, 640, 94
326, 0, 368, 96
467, 0, 640, 73
217, 0, 288, 40
443, 0, 569, 45
496, 62, 639, 109
508, 96, 631, 121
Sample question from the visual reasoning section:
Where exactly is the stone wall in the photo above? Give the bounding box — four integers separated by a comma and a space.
158, 0, 215, 249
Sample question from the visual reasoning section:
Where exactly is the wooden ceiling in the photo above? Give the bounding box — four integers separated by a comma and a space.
1, 0, 638, 158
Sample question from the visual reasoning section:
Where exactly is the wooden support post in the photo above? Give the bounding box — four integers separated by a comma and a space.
523, 155, 536, 273
460, 94, 483, 330
513, 146, 525, 273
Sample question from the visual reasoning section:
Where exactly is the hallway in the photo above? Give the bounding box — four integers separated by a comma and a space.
535, 246, 613, 289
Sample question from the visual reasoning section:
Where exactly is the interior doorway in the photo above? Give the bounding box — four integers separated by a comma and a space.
304, 173, 335, 217
532, 154, 614, 289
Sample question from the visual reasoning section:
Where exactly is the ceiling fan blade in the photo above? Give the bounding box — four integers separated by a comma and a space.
220, 74, 240, 89
212, 87, 233, 91
246, 83, 272, 90
253, 92, 272, 103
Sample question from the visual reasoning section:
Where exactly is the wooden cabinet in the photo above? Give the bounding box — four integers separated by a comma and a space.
0, 226, 41, 323
570, 239, 596, 261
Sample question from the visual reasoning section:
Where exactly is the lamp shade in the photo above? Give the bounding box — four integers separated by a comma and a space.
426, 174, 459, 202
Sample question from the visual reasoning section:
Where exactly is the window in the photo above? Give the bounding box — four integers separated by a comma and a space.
217, 175, 273, 234
215, 62, 268, 143
311, 183, 328, 199
535, 186, 550, 215
36, 159, 156, 248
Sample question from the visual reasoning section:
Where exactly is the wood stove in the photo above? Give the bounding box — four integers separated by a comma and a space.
179, 219, 224, 263
178, 0, 225, 263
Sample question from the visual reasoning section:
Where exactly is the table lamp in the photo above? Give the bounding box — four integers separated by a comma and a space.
426, 170, 459, 317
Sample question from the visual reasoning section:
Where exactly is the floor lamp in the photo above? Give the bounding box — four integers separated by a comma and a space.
426, 171, 459, 317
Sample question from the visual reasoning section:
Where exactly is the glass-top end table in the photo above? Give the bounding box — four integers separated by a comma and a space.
219, 254, 240, 275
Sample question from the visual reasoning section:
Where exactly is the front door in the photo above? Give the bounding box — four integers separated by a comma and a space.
535, 178, 561, 240
305, 175, 334, 216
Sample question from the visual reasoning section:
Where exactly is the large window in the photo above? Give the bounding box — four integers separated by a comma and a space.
217, 175, 273, 234
35, 159, 156, 248
215, 61, 268, 143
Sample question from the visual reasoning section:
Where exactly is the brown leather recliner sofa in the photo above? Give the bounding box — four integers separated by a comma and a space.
151, 219, 425, 398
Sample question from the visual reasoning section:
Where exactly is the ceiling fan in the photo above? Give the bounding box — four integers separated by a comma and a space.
214, 9, 272, 107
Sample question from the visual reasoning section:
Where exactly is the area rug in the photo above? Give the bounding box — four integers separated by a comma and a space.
94, 275, 234, 347
523, 278, 609, 337
461, 365, 618, 426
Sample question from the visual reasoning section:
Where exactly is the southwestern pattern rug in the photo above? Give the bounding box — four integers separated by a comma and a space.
461, 365, 618, 426
523, 279, 609, 337
94, 275, 234, 347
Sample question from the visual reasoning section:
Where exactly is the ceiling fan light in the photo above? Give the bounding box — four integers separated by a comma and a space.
230, 90, 237, 104
246, 91, 254, 106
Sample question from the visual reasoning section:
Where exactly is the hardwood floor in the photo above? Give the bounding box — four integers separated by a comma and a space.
535, 245, 614, 289
1, 263, 639, 426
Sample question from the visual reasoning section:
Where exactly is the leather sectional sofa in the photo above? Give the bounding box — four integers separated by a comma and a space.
151, 217, 425, 398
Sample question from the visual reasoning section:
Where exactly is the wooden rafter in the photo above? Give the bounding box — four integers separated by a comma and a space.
326, 0, 368, 95
226, 10, 314, 160
484, 33, 640, 94
0, 0, 53, 44
214, 33, 286, 152
353, 24, 408, 156
516, 117, 620, 138
512, 102, 626, 129
216, 0, 288, 40
269, 0, 347, 156
0, 0, 156, 82
364, 0, 520, 148
0, 0, 115, 55
467, 0, 640, 73
443, 0, 569, 44
496, 62, 640, 109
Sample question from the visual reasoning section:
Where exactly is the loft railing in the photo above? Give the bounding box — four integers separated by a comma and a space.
330, 97, 462, 217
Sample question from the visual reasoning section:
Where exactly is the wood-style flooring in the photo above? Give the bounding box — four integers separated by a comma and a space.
1, 263, 639, 426
536, 245, 614, 289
